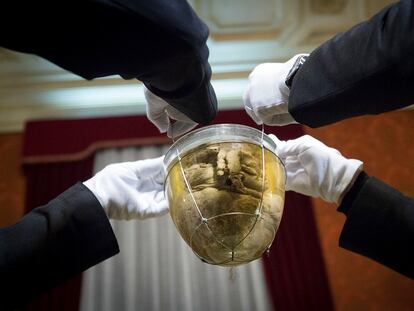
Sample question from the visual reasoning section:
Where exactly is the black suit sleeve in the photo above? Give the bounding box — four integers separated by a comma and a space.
0, 0, 217, 124
338, 172, 414, 279
0, 183, 119, 310
289, 0, 414, 127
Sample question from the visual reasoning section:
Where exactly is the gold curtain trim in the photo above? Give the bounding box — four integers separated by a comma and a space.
23, 136, 171, 164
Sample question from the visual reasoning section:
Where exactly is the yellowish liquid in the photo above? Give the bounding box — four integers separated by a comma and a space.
165, 142, 285, 266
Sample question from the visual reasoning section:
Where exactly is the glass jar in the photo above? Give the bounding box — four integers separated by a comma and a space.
164, 124, 285, 266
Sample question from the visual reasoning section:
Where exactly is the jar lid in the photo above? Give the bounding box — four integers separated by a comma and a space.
164, 124, 278, 171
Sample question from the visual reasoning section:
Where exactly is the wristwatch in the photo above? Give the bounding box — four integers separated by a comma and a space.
285, 55, 308, 89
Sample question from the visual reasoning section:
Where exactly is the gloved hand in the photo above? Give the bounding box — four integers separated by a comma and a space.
144, 87, 197, 138
243, 54, 308, 126
269, 134, 363, 204
83, 156, 168, 220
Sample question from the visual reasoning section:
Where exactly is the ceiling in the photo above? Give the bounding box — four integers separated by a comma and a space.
0, 0, 393, 132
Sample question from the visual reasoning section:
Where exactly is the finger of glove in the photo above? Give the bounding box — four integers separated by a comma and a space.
256, 101, 289, 115
164, 104, 198, 137
136, 198, 169, 220
262, 112, 298, 126
286, 134, 342, 157
144, 89, 170, 133
298, 148, 363, 203
255, 104, 294, 126
267, 134, 286, 158
149, 200, 169, 218
129, 156, 165, 179
115, 193, 167, 220
165, 104, 194, 122
133, 191, 169, 219
167, 121, 197, 138
245, 105, 263, 125
148, 111, 170, 133
243, 89, 263, 125
284, 159, 311, 195
278, 135, 327, 158
296, 148, 338, 202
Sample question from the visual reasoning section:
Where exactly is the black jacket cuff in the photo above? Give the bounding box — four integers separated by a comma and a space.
338, 171, 369, 215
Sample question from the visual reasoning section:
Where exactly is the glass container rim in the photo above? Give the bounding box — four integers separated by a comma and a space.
163, 123, 281, 171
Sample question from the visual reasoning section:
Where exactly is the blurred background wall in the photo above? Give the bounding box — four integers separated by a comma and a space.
1, 0, 413, 310
0, 133, 25, 227
307, 110, 414, 311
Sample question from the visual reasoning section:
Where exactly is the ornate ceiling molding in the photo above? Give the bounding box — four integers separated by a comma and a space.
195, 0, 287, 37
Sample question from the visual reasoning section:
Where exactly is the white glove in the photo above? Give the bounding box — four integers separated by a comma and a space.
144, 87, 197, 138
269, 134, 363, 204
83, 156, 168, 220
243, 54, 308, 126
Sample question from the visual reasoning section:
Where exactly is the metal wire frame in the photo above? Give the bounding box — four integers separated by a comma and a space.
171, 124, 267, 265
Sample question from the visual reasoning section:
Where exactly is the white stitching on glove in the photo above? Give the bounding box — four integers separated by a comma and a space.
243, 54, 308, 126
269, 134, 363, 204
83, 156, 168, 220
144, 87, 197, 138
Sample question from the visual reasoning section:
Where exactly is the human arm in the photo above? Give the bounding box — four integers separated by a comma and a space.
270, 134, 414, 279
338, 172, 414, 279
243, 54, 308, 126
0, 183, 119, 310
243, 0, 414, 127
83, 156, 168, 220
0, 156, 168, 309
289, 0, 414, 127
1, 0, 217, 127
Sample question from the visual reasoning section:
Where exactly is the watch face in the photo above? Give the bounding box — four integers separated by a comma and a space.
285, 55, 308, 88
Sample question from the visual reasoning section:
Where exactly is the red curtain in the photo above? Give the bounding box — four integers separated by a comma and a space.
21, 110, 333, 311
263, 193, 334, 310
